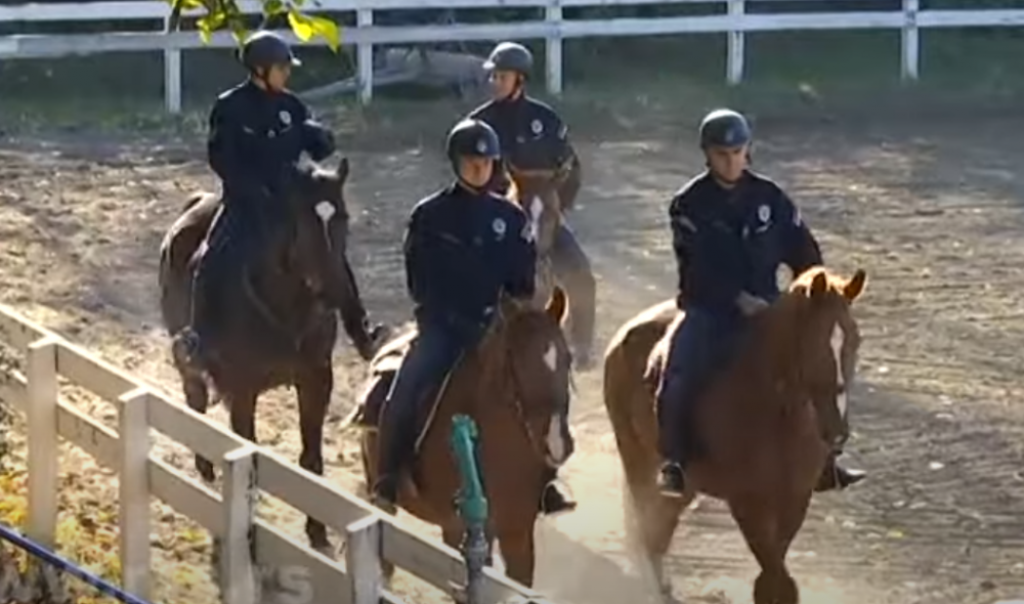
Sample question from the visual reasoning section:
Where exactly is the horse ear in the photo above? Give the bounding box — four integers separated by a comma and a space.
546, 286, 568, 324
843, 269, 867, 301
809, 272, 828, 299
337, 157, 350, 182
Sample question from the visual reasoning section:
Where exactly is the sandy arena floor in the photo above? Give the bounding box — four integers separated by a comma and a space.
1, 112, 1023, 604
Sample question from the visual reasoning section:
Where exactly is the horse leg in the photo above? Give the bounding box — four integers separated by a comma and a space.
769, 494, 812, 604
296, 363, 332, 551
184, 376, 215, 482
729, 497, 792, 604
495, 516, 537, 588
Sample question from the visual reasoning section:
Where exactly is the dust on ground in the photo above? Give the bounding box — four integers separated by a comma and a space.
1, 107, 1023, 604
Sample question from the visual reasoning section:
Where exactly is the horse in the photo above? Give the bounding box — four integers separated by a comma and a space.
343, 287, 574, 589
506, 167, 566, 308
506, 166, 596, 368
158, 158, 383, 550
603, 266, 866, 604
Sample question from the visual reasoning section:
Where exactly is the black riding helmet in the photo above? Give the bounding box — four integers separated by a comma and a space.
446, 118, 501, 176
699, 108, 752, 149
239, 30, 301, 72
483, 41, 534, 77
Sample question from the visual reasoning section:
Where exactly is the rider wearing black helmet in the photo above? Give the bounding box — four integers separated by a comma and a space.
469, 43, 596, 365
173, 30, 383, 374
656, 108, 866, 496
372, 119, 542, 510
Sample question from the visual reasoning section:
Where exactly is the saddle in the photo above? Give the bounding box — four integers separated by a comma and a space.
352, 326, 467, 456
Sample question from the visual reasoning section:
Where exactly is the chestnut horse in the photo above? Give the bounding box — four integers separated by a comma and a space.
603, 267, 866, 604
344, 287, 574, 588
506, 167, 565, 308
159, 159, 382, 550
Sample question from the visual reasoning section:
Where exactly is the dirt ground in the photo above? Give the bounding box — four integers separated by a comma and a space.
1, 106, 1024, 604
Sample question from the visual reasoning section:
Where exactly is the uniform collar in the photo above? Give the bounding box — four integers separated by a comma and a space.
452, 180, 486, 197
494, 92, 527, 108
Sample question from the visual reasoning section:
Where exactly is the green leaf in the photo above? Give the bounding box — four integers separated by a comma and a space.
308, 15, 340, 52
165, 0, 205, 10
264, 0, 286, 15
287, 9, 314, 42
229, 18, 248, 45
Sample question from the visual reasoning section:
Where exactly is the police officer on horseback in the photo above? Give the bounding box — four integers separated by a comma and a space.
174, 30, 383, 371
372, 118, 576, 516
657, 108, 866, 497
467, 41, 597, 370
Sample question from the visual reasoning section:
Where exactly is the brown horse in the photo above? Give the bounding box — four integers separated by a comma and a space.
344, 287, 574, 588
603, 266, 866, 604
159, 158, 383, 549
506, 167, 566, 308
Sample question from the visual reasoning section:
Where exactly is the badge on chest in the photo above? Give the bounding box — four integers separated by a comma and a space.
742, 204, 773, 239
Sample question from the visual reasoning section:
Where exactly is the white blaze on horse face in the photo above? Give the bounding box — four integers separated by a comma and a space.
543, 342, 557, 372
529, 196, 543, 242
546, 414, 568, 466
831, 323, 847, 419
314, 201, 336, 250
314, 201, 336, 223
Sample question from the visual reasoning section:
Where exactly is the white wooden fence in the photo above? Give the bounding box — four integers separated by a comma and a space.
0, 304, 550, 604
1, 0, 1024, 113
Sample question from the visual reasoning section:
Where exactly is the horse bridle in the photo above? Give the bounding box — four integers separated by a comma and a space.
491, 308, 571, 466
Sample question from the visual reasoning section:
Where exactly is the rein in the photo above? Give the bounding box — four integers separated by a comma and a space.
488, 309, 565, 466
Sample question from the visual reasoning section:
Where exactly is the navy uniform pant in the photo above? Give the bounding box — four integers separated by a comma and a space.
550, 222, 596, 359
376, 323, 482, 489
190, 190, 277, 341
656, 307, 745, 465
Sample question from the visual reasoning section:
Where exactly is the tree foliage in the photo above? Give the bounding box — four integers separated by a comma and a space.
165, 0, 341, 52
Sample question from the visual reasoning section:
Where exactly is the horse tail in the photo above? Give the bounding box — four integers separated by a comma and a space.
603, 302, 677, 560
602, 328, 654, 500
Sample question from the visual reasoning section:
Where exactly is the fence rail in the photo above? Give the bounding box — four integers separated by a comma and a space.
1, 0, 1023, 112
0, 304, 547, 604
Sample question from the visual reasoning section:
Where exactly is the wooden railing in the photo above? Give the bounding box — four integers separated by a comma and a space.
0, 303, 550, 604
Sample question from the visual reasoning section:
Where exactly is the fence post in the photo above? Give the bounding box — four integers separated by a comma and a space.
345, 515, 383, 604
118, 387, 151, 600
901, 0, 920, 80
357, 8, 374, 104
726, 0, 746, 85
26, 337, 58, 550
222, 446, 258, 604
545, 0, 563, 95
163, 15, 182, 113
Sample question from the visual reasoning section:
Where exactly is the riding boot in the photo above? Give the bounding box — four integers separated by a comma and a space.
656, 365, 695, 497
373, 395, 419, 511
657, 461, 687, 497
539, 467, 577, 516
814, 453, 867, 492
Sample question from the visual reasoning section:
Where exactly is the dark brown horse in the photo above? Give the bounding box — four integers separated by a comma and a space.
159, 158, 382, 549
603, 266, 866, 604
344, 287, 573, 588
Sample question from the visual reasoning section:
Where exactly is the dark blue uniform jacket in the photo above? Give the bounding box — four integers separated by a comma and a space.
669, 170, 823, 317
405, 183, 537, 337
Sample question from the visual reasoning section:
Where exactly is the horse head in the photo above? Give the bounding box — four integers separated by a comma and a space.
280, 157, 357, 310
491, 286, 574, 468
787, 266, 867, 450
507, 167, 564, 257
